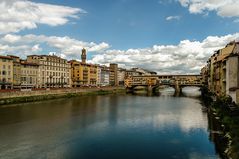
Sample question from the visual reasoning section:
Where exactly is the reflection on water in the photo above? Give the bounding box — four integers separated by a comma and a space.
160, 87, 175, 96
158, 86, 201, 97
0, 91, 221, 159
182, 87, 201, 97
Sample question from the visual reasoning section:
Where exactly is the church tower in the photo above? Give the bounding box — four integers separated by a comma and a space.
81, 48, 86, 63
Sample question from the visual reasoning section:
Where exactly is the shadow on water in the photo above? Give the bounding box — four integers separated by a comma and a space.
207, 113, 228, 159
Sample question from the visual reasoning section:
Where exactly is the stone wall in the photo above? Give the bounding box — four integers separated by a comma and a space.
0, 87, 125, 100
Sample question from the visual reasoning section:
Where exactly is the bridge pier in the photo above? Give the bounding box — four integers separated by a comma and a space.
174, 80, 182, 96
174, 86, 182, 96
147, 85, 153, 96
147, 85, 153, 92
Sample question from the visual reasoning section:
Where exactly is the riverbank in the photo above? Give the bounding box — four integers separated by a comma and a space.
0, 87, 126, 105
201, 87, 239, 159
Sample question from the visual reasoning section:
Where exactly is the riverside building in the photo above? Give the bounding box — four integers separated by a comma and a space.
0, 55, 13, 89
109, 63, 118, 86
202, 41, 239, 104
117, 68, 126, 86
8, 55, 22, 89
99, 65, 110, 86
20, 60, 39, 89
27, 55, 71, 88
70, 49, 98, 87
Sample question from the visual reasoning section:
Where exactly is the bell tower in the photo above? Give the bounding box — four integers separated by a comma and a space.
81, 48, 86, 63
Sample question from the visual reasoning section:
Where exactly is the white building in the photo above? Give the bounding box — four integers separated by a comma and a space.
100, 66, 110, 86
118, 68, 126, 86
97, 65, 101, 86
27, 55, 71, 88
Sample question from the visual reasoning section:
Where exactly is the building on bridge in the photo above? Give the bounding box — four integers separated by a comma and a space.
124, 74, 202, 94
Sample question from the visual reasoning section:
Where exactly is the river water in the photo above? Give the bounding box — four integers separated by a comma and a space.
0, 87, 221, 159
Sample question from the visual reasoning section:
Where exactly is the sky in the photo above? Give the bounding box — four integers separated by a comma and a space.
0, 0, 239, 74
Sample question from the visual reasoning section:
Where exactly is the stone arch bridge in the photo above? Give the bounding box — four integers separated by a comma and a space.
124, 75, 202, 95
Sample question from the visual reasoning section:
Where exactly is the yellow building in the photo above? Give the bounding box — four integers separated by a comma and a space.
203, 41, 239, 104
200, 66, 208, 86
0, 55, 13, 89
8, 55, 21, 88
207, 41, 236, 96
70, 60, 98, 87
70, 48, 98, 87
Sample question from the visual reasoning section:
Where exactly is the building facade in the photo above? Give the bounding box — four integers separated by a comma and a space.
8, 55, 21, 89
27, 55, 71, 88
100, 66, 110, 86
117, 68, 126, 86
109, 63, 118, 86
70, 49, 98, 87
0, 56, 13, 89
202, 41, 239, 104
20, 61, 39, 89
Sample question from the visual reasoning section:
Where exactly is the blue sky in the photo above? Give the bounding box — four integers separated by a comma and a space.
28, 0, 238, 49
0, 0, 239, 74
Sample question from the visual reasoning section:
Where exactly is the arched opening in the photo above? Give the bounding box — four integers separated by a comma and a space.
159, 86, 175, 96
181, 86, 201, 97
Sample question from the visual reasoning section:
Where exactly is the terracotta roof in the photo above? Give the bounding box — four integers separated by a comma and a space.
0, 55, 13, 60
7, 55, 19, 58
27, 55, 41, 57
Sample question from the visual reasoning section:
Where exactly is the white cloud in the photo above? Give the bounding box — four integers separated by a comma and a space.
1, 32, 239, 74
2, 34, 21, 43
178, 0, 239, 18
0, 34, 110, 58
1, 33, 239, 74
166, 16, 181, 21
0, 0, 85, 34
31, 44, 42, 52
90, 33, 239, 74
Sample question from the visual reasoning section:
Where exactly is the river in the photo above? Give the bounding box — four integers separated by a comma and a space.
0, 87, 222, 159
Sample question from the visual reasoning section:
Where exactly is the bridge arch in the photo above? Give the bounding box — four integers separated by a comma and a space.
124, 74, 203, 95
